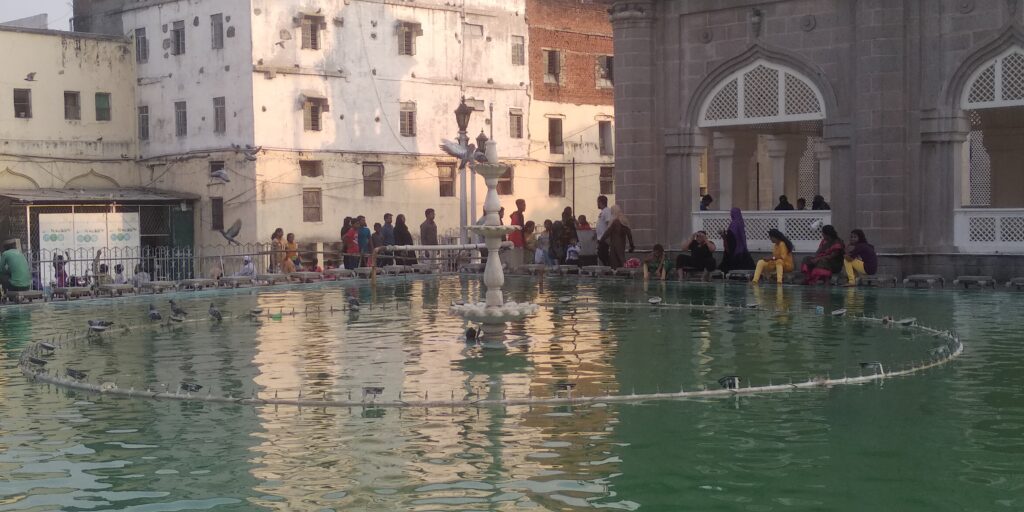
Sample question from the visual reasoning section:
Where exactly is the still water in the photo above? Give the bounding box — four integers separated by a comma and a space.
0, 276, 1021, 511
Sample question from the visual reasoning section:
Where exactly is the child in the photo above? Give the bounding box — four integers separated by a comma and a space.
305, 258, 323, 273
112, 264, 128, 285
643, 244, 670, 281
132, 264, 151, 287
565, 237, 581, 266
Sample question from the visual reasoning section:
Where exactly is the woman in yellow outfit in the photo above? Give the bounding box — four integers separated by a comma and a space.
751, 229, 794, 284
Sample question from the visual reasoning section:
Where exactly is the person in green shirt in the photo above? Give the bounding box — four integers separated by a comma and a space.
1, 241, 32, 293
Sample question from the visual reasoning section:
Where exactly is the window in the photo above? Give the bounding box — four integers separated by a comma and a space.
398, 21, 422, 56
64, 91, 81, 120
13, 89, 31, 118
302, 98, 328, 131
209, 160, 225, 178
95, 93, 111, 121
497, 168, 513, 195
211, 14, 224, 49
301, 16, 324, 50
511, 36, 525, 66
300, 160, 323, 177
400, 102, 416, 137
211, 197, 224, 231
599, 120, 613, 156
548, 167, 565, 197
135, 28, 148, 63
600, 166, 614, 195
438, 163, 455, 197
597, 55, 614, 87
544, 50, 561, 84
363, 162, 383, 197
548, 118, 563, 154
213, 97, 226, 133
174, 101, 187, 136
138, 106, 149, 140
303, 188, 323, 222
171, 21, 185, 55
509, 109, 523, 139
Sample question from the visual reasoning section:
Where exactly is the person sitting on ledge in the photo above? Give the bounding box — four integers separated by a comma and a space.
812, 194, 831, 210
676, 230, 717, 281
643, 244, 671, 281
752, 229, 794, 285
774, 195, 795, 211
801, 225, 845, 285
843, 229, 878, 286
1, 240, 31, 294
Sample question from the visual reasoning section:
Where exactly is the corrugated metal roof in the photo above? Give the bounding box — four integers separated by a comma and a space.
0, 188, 200, 203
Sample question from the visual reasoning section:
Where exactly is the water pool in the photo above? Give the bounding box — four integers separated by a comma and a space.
0, 276, 1021, 511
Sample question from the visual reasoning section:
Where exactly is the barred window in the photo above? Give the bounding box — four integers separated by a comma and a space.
497, 168, 513, 196
138, 106, 149, 140
171, 20, 185, 55
400, 102, 416, 137
301, 16, 324, 50
548, 167, 565, 197
509, 109, 523, 139
600, 166, 614, 195
211, 13, 224, 49
213, 97, 226, 133
438, 163, 455, 197
300, 160, 323, 178
398, 21, 421, 56
174, 101, 187, 137
303, 188, 322, 222
302, 98, 329, 131
363, 162, 383, 197
548, 117, 563, 154
13, 89, 31, 118
135, 28, 148, 63
511, 36, 525, 66
544, 50, 561, 84
64, 91, 81, 120
211, 197, 224, 231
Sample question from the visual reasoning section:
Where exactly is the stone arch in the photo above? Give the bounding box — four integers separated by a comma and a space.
65, 169, 120, 189
945, 27, 1024, 109
683, 44, 838, 129
0, 167, 41, 189
697, 60, 825, 128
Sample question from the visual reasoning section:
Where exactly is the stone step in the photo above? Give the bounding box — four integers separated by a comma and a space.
952, 275, 996, 289
857, 274, 898, 287
903, 274, 945, 288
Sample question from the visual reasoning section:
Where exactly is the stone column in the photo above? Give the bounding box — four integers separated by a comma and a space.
610, 0, 657, 245
665, 129, 706, 240
712, 133, 735, 209
765, 136, 788, 210
814, 141, 832, 202
917, 111, 969, 252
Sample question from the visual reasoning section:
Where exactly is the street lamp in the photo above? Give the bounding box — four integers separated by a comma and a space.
454, 97, 473, 146
455, 98, 473, 243
476, 130, 489, 162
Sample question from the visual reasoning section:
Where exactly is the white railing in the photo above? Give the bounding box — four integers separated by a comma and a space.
692, 210, 831, 253
954, 208, 1024, 254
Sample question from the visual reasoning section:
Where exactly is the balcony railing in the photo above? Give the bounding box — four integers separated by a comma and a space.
692, 210, 832, 253
954, 208, 1024, 254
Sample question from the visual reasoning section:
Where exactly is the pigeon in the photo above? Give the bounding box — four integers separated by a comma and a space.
169, 300, 187, 317
465, 327, 478, 342
88, 320, 114, 327
439, 139, 488, 170
208, 303, 222, 322
219, 219, 242, 246
362, 386, 384, 401
210, 168, 230, 182
66, 368, 87, 381
347, 296, 360, 312
28, 356, 48, 367
24, 72, 36, 81
180, 382, 203, 393
718, 376, 741, 389
39, 342, 56, 352
148, 305, 162, 321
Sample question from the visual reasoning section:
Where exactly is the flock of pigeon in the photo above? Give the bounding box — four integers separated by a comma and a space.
142, 299, 222, 324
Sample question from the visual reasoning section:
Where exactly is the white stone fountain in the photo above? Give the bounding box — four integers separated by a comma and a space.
450, 142, 540, 342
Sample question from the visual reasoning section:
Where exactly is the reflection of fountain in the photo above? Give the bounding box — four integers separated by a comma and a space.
450, 142, 539, 344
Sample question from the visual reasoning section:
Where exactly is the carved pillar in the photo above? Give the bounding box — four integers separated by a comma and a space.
712, 133, 735, 209
666, 129, 706, 240
917, 111, 969, 252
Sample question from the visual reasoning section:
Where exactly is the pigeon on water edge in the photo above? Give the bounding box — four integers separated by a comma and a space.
169, 300, 187, 317
209, 303, 222, 322
148, 305, 162, 321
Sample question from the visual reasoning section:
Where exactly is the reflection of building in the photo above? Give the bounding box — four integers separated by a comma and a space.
0, 26, 195, 251
611, 0, 1024, 275
67, 0, 616, 246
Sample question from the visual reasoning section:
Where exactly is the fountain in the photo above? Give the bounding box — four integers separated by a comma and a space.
449, 141, 540, 343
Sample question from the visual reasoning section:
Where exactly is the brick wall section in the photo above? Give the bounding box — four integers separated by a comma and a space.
527, 0, 614, 106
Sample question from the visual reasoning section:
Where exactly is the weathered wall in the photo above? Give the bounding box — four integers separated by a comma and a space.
527, 0, 614, 106
0, 27, 140, 190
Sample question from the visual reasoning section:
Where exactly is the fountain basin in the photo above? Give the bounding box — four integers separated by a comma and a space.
450, 301, 541, 324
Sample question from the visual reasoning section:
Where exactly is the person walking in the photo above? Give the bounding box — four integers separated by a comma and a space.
420, 208, 438, 264
599, 205, 635, 269
718, 208, 755, 273
596, 195, 611, 266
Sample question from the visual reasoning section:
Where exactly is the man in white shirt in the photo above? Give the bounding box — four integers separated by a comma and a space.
596, 195, 611, 266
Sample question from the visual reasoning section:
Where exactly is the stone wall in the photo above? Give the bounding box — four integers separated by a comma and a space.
527, 0, 615, 106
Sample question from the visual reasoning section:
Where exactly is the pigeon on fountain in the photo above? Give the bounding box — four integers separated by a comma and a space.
347, 296, 360, 312
465, 327, 479, 342
148, 305, 162, 321
208, 303, 222, 322
87, 319, 114, 332
66, 368, 87, 381
169, 300, 187, 317
219, 219, 242, 246
180, 382, 203, 393
439, 139, 489, 170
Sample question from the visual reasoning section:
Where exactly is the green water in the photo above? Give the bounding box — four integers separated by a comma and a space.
0, 277, 1021, 511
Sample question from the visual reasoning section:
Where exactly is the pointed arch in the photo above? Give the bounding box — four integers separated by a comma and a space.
945, 26, 1024, 109
684, 44, 838, 128
65, 169, 120, 189
0, 167, 41, 189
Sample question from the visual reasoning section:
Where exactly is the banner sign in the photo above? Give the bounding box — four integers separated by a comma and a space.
38, 212, 140, 285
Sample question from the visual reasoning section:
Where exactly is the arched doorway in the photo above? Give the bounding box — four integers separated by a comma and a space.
692, 60, 832, 252
956, 47, 1024, 253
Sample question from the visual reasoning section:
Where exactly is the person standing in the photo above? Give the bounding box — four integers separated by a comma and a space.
559, 207, 577, 264
596, 195, 611, 266
270, 228, 285, 273
509, 199, 526, 248
357, 215, 372, 265
599, 205, 635, 269
394, 214, 416, 264
342, 220, 360, 270
1, 240, 31, 293
718, 208, 755, 273
420, 208, 438, 264
381, 213, 395, 264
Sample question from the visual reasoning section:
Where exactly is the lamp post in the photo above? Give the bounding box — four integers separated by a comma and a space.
454, 98, 473, 243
